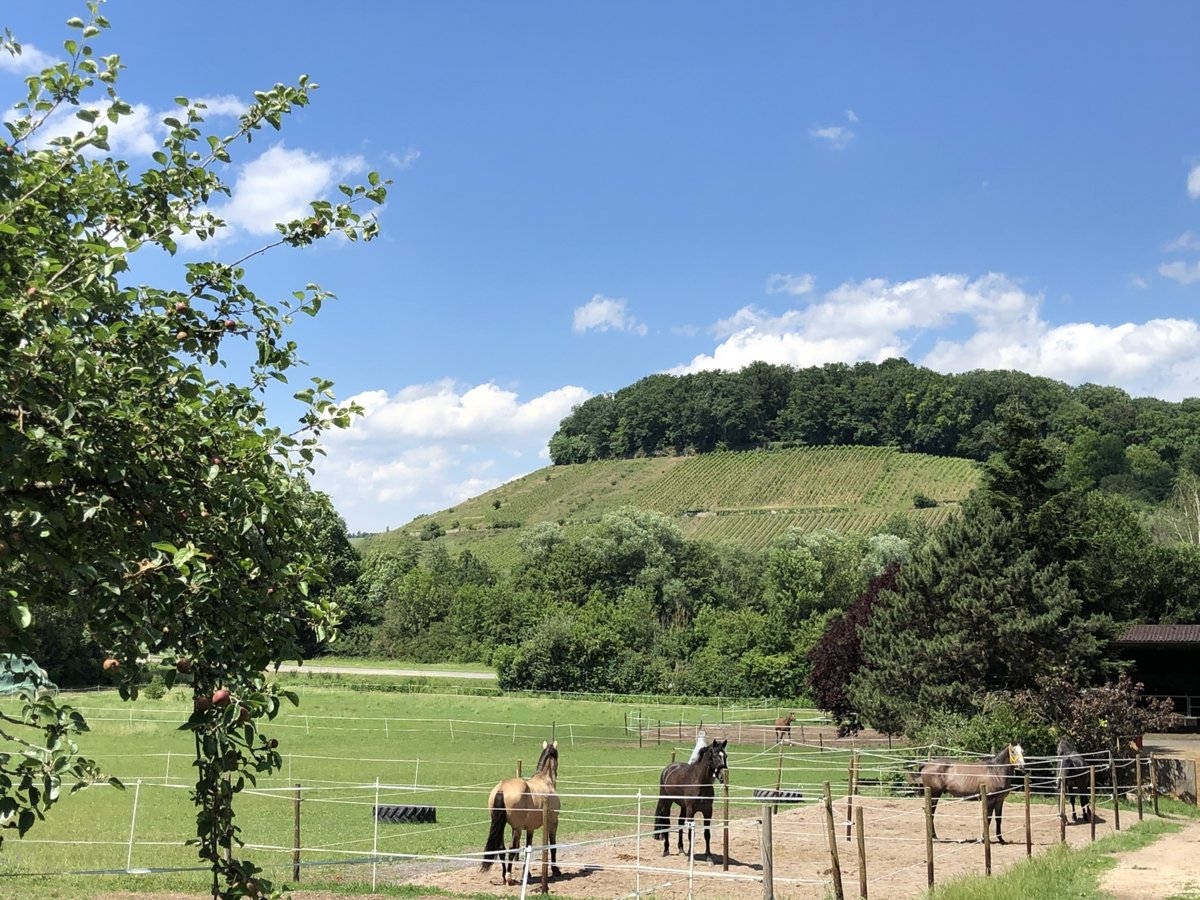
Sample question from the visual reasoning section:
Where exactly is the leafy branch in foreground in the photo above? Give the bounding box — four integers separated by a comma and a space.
1, 3, 389, 896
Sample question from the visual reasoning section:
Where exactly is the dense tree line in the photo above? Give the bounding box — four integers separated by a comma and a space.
550, 359, 1200, 505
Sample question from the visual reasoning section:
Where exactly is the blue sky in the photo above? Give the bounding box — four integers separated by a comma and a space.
5, 3, 1200, 533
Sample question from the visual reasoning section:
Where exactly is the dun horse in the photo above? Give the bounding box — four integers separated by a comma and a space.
481, 741, 561, 885
775, 712, 795, 743
915, 743, 1025, 843
1057, 737, 1091, 823
654, 738, 729, 861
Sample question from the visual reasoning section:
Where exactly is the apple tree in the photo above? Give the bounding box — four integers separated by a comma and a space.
1, 5, 386, 896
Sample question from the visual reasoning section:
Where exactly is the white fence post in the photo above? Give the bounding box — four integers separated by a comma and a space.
126, 779, 142, 871
372, 777, 380, 891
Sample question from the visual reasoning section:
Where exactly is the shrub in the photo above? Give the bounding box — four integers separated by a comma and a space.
913, 492, 938, 509
143, 674, 167, 700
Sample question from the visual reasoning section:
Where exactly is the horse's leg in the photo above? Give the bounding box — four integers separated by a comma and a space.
929, 793, 941, 840
702, 808, 713, 861
993, 796, 1007, 844
676, 804, 687, 852
549, 823, 562, 878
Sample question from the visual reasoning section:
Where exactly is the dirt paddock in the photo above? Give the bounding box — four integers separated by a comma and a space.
401, 791, 1128, 900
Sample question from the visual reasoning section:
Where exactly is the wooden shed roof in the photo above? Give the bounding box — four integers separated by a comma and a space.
1116, 624, 1200, 645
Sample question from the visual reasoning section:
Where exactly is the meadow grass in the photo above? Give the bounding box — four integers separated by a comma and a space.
0, 686, 847, 898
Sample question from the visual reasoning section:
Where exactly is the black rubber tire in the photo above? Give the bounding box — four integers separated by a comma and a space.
374, 804, 437, 824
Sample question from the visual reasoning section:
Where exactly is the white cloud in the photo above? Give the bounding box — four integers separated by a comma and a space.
1189, 164, 1200, 199
766, 273, 815, 296
194, 95, 248, 117
387, 148, 421, 168
0, 42, 56, 74
311, 380, 591, 532
216, 144, 365, 236
573, 294, 647, 335
673, 272, 1200, 400
845, 109, 859, 123
1164, 231, 1200, 252
810, 125, 854, 149
1160, 261, 1200, 285
1130, 275, 1149, 290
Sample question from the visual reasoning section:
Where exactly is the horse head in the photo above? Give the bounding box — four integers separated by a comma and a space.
1007, 743, 1025, 768
707, 739, 729, 786
537, 740, 559, 779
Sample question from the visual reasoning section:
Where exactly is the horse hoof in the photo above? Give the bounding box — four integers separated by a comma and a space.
551, 867, 562, 877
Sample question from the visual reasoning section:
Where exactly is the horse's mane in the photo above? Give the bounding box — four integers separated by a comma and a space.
536, 742, 558, 773
1057, 736, 1079, 756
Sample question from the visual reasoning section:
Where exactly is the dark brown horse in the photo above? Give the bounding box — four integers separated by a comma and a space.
654, 738, 729, 861
774, 712, 795, 743
915, 743, 1025, 843
481, 741, 561, 884
1056, 737, 1090, 823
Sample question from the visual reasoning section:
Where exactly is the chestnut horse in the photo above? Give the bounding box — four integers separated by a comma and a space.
654, 738, 729, 861
481, 741, 561, 884
774, 712, 795, 743
915, 743, 1025, 843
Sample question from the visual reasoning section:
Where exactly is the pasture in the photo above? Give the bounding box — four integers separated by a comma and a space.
0, 684, 1166, 899
0, 685, 857, 897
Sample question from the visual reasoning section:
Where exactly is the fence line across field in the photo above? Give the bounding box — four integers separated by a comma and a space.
5, 750, 1167, 900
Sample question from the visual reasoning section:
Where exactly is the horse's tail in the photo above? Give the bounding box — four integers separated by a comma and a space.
480, 790, 507, 872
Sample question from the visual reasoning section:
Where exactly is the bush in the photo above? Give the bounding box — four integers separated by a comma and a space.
913, 493, 938, 509
143, 674, 167, 700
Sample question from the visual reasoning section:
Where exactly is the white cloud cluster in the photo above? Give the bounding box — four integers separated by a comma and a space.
674, 272, 1200, 400
311, 380, 590, 532
216, 144, 365, 236
1159, 261, 1200, 285
573, 294, 647, 335
1189, 164, 1200, 200
809, 125, 854, 149
0, 42, 56, 74
766, 273, 815, 296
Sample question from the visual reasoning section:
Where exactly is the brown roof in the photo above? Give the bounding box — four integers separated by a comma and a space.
1116, 624, 1200, 645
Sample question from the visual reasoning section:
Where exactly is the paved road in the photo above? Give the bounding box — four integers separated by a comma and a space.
273, 663, 496, 680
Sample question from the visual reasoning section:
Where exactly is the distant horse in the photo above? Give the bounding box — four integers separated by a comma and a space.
654, 738, 729, 861
915, 743, 1025, 843
481, 741, 561, 885
775, 713, 795, 743
1057, 737, 1090, 823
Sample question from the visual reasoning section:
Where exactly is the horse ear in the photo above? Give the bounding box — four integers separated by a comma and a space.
552, 740, 558, 749
542, 740, 548, 749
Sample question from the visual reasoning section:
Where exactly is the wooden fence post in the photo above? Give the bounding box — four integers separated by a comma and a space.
855, 804, 867, 900
846, 751, 859, 842
1089, 766, 1097, 842
924, 785, 935, 888
293, 784, 302, 882
773, 743, 784, 814
761, 805, 774, 900
1150, 753, 1160, 816
1109, 752, 1121, 831
540, 794, 549, 894
823, 781, 845, 900
516, 759, 522, 777
1024, 772, 1032, 858
1136, 753, 1144, 821
1059, 767, 1067, 843
980, 787, 991, 876
723, 777, 730, 872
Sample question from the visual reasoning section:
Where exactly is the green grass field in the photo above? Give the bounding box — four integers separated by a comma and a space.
0, 686, 853, 897
366, 446, 979, 569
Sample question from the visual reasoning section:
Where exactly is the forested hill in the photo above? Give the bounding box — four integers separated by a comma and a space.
550, 359, 1199, 499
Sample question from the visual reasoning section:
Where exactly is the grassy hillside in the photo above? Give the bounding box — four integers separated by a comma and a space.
366, 446, 980, 569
